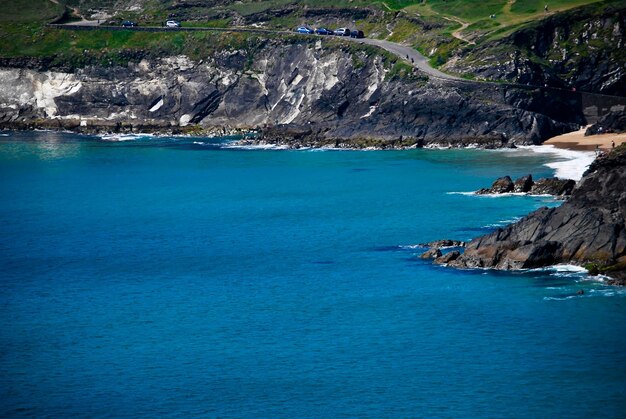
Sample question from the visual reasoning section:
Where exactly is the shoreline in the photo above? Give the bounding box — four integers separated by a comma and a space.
544, 126, 626, 151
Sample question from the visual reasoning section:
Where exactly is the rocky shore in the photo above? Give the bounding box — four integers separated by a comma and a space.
430, 144, 626, 284
0, 37, 584, 149
475, 174, 575, 197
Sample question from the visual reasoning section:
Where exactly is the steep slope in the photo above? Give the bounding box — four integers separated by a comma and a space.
444, 0, 626, 95
0, 37, 582, 147
445, 144, 626, 283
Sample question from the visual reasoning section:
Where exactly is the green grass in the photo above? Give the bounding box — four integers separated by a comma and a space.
426, 0, 505, 21
0, 0, 64, 23
0, 0, 615, 75
184, 19, 233, 29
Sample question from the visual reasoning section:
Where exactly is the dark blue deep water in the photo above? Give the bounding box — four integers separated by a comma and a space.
1, 131, 625, 417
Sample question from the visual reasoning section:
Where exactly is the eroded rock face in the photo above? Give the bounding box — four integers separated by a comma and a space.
477, 176, 514, 194
444, 2, 626, 96
476, 175, 573, 196
0, 39, 581, 146
530, 178, 576, 196
586, 110, 626, 135
419, 239, 466, 248
513, 175, 534, 193
420, 248, 442, 259
444, 146, 626, 280
434, 251, 461, 265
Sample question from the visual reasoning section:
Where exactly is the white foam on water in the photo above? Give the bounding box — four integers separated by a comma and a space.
519, 145, 595, 181
543, 295, 579, 301
544, 264, 589, 273
446, 191, 476, 196
223, 143, 290, 150
100, 133, 155, 142
0, 133, 10, 137
499, 217, 523, 224
447, 191, 558, 199
399, 244, 423, 250
474, 192, 532, 198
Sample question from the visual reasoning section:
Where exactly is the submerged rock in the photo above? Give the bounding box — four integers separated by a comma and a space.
446, 145, 626, 281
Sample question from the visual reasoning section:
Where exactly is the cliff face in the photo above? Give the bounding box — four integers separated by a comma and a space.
444, 1, 626, 96
0, 38, 581, 147
446, 145, 626, 282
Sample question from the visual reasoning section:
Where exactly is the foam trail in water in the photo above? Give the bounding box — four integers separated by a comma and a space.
100, 133, 155, 142
222, 143, 291, 150
520, 145, 594, 180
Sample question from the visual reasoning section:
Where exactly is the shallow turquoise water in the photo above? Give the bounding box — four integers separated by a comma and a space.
1, 131, 625, 417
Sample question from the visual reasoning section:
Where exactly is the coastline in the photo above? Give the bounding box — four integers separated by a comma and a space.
544, 126, 626, 151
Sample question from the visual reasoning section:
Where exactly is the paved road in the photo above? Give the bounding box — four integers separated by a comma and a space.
348, 37, 462, 81
51, 23, 461, 81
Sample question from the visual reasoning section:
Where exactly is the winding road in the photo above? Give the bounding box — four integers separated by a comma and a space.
52, 22, 462, 81
349, 37, 462, 80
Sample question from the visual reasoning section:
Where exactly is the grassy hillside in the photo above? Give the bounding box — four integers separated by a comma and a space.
0, 0, 613, 78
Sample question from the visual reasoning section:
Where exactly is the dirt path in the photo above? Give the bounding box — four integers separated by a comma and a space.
503, 0, 516, 16
442, 16, 475, 45
49, 0, 101, 26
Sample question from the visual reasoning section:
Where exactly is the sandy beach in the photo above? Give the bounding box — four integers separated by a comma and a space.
544, 126, 626, 151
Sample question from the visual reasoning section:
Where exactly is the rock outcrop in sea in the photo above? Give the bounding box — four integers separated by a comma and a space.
440, 144, 626, 284
476, 174, 575, 196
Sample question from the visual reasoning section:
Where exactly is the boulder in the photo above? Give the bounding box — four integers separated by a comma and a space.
476, 176, 514, 194
434, 251, 461, 264
513, 174, 534, 193
420, 248, 442, 259
490, 176, 514, 193
530, 178, 575, 196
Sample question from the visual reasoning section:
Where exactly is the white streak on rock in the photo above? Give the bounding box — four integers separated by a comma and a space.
361, 106, 377, 119
180, 114, 192, 126
149, 98, 164, 112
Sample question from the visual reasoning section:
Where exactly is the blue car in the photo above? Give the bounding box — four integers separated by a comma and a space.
315, 28, 333, 35
296, 26, 314, 34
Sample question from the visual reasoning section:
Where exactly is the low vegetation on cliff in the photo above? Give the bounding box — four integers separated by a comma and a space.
2, 0, 621, 95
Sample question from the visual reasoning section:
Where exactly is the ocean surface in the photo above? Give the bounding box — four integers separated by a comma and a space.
1, 131, 624, 418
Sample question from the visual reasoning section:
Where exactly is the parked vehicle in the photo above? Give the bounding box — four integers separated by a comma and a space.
350, 30, 365, 39
334, 27, 351, 36
296, 26, 314, 34
165, 20, 180, 28
121, 21, 137, 27
315, 27, 333, 35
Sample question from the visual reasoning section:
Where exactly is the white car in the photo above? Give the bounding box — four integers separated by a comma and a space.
165, 20, 180, 28
334, 27, 350, 36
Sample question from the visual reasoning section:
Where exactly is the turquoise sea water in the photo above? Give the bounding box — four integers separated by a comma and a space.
1, 131, 625, 417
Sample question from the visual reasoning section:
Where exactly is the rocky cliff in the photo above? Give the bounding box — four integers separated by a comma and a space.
444, 0, 626, 96
444, 144, 626, 283
0, 37, 582, 147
